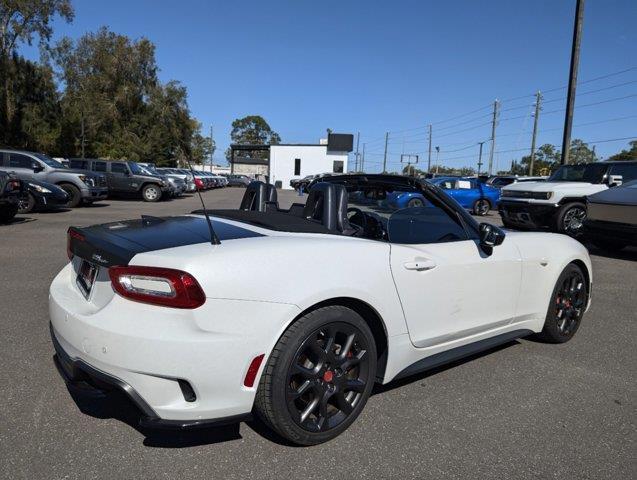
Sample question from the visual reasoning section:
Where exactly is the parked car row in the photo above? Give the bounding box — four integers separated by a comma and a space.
0, 148, 236, 219
498, 160, 637, 252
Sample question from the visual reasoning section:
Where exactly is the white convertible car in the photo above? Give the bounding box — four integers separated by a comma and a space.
50, 174, 592, 445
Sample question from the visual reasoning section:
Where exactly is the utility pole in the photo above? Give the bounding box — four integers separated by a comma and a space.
529, 91, 542, 176
477, 141, 485, 175
361, 143, 366, 173
354, 132, 360, 172
427, 124, 432, 173
382, 132, 389, 173
561, 0, 585, 165
435, 146, 440, 175
488, 99, 499, 175
209, 124, 214, 172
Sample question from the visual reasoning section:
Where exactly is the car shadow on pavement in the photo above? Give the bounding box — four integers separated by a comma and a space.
66, 384, 242, 448
1, 216, 36, 225
585, 243, 637, 262
63, 341, 521, 449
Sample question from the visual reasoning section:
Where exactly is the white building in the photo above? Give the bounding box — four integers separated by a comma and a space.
269, 144, 348, 189
229, 133, 354, 188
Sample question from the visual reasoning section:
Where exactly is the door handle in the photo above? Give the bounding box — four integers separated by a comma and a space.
403, 259, 436, 271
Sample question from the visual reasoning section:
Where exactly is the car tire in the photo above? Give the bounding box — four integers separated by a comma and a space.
59, 183, 82, 208
472, 198, 491, 216
142, 184, 161, 202
255, 305, 377, 446
407, 198, 424, 208
0, 205, 18, 223
555, 202, 586, 236
590, 238, 627, 252
18, 193, 36, 214
535, 263, 587, 344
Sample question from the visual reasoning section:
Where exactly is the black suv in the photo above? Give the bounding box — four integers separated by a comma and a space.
69, 159, 170, 202
0, 171, 22, 223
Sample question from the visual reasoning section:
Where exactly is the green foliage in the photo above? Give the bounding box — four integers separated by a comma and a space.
0, 54, 60, 151
0, 0, 73, 140
225, 115, 281, 160
510, 140, 596, 176
50, 27, 204, 165
606, 140, 637, 161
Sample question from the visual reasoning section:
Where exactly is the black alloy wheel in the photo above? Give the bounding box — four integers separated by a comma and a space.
537, 264, 587, 343
255, 306, 377, 445
18, 193, 36, 214
286, 322, 371, 433
59, 183, 82, 208
472, 198, 491, 216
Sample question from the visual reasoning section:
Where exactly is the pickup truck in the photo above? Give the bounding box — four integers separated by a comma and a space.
0, 149, 108, 208
498, 161, 637, 235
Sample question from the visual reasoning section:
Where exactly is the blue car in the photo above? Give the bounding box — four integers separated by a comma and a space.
428, 177, 500, 216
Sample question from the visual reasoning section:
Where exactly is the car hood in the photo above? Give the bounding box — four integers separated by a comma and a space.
503, 181, 595, 192
55, 168, 103, 178
588, 184, 637, 206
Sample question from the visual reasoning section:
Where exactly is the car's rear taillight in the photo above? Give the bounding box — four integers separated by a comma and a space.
108, 266, 206, 309
67, 228, 85, 260
194, 178, 204, 190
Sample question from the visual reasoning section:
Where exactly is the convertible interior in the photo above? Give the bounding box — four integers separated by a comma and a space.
194, 180, 392, 241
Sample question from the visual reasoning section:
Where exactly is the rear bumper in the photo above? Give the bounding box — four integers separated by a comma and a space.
48, 263, 299, 426
498, 200, 558, 229
51, 323, 251, 429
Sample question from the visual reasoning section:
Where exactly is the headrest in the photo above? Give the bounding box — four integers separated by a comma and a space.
303, 182, 353, 233
239, 181, 278, 212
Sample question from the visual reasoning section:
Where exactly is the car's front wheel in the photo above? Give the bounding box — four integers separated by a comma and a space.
556, 202, 586, 236
18, 193, 36, 214
142, 184, 161, 202
59, 183, 82, 208
255, 305, 377, 445
536, 263, 587, 343
472, 198, 491, 216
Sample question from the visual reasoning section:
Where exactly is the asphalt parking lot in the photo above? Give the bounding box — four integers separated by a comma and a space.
1, 188, 635, 480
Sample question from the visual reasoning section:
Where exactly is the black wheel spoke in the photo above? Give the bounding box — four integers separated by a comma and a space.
294, 363, 319, 379
346, 379, 366, 393
300, 396, 320, 423
339, 333, 356, 360
342, 349, 366, 371
334, 391, 353, 415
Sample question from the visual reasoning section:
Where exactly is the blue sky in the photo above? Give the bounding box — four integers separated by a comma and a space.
20, 0, 637, 171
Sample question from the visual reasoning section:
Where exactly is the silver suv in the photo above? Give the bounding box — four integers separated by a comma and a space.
0, 150, 108, 207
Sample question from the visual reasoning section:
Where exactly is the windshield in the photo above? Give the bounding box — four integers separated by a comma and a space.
548, 164, 607, 183
35, 153, 66, 169
129, 162, 154, 175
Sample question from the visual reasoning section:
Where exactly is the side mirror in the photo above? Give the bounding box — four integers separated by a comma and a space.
32, 162, 44, 173
607, 174, 622, 187
479, 223, 506, 249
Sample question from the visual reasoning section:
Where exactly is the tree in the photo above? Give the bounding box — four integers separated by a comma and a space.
1, 54, 60, 151
568, 139, 597, 164
52, 27, 203, 165
190, 130, 214, 165
225, 115, 280, 160
0, 0, 73, 131
606, 140, 637, 161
